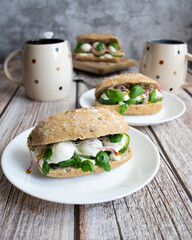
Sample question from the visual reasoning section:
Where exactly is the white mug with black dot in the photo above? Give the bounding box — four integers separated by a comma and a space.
140, 39, 192, 94
3, 39, 72, 101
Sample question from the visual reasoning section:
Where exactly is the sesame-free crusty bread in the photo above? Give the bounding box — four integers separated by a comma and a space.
95, 73, 160, 98
37, 145, 133, 178
94, 73, 162, 115
76, 33, 122, 49
27, 107, 129, 151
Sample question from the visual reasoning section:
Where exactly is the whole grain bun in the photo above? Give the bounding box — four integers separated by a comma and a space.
95, 100, 162, 115
28, 107, 129, 151
37, 145, 133, 178
94, 73, 162, 115
76, 33, 121, 49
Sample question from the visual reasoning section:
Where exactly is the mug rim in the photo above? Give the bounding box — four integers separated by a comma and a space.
147, 39, 186, 45
25, 39, 65, 45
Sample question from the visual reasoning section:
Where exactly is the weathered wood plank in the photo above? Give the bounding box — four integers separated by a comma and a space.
0, 190, 74, 240
0, 60, 20, 114
79, 160, 192, 240
148, 90, 192, 195
0, 78, 77, 239
76, 71, 192, 240
186, 71, 192, 94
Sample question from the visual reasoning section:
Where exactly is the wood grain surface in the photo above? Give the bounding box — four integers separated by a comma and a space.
0, 60, 191, 240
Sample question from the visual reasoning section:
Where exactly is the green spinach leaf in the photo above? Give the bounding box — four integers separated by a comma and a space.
149, 90, 156, 103
81, 160, 94, 172
96, 42, 104, 52
44, 147, 53, 161
96, 151, 111, 172
129, 85, 145, 98
119, 134, 130, 154
99, 97, 119, 105
106, 89, 124, 102
110, 42, 119, 50
42, 161, 50, 176
107, 134, 123, 143
119, 103, 127, 114
58, 158, 75, 167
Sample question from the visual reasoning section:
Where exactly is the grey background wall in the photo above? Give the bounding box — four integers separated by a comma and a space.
0, 0, 192, 63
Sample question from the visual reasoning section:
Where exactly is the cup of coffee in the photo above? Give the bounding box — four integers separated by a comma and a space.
3, 39, 73, 101
140, 39, 192, 94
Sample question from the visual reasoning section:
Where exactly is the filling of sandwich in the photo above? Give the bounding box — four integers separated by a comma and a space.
75, 41, 125, 59
33, 133, 130, 175
99, 84, 163, 114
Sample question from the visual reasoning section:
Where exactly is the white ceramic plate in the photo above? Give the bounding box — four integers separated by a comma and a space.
2, 127, 160, 204
79, 89, 186, 126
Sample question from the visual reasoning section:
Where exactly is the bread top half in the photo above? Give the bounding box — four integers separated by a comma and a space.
95, 73, 160, 98
27, 107, 129, 151
76, 33, 122, 49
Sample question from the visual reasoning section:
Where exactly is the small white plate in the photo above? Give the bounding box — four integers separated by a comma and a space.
2, 127, 160, 204
79, 89, 186, 126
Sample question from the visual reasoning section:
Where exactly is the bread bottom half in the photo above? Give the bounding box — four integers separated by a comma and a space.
37, 145, 133, 178
73, 53, 124, 63
95, 100, 162, 115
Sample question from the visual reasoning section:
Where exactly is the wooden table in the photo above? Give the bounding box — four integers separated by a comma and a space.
0, 61, 192, 240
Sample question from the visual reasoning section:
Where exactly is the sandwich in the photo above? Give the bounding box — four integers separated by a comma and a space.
27, 107, 133, 178
95, 73, 163, 115
73, 33, 126, 62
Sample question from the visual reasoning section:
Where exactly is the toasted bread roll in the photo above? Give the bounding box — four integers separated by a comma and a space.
95, 73, 163, 115
73, 33, 126, 63
28, 107, 133, 178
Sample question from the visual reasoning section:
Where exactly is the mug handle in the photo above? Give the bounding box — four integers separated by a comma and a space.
3, 50, 23, 86
181, 53, 192, 88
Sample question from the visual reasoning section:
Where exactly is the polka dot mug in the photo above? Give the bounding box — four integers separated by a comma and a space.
3, 39, 72, 101
140, 39, 192, 95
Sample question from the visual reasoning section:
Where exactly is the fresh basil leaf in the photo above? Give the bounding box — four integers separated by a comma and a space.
119, 134, 130, 154
107, 134, 123, 143
153, 97, 163, 103
149, 90, 156, 103
42, 161, 50, 175
110, 42, 119, 50
58, 158, 75, 167
99, 97, 119, 105
96, 42, 104, 52
81, 160, 94, 172
119, 103, 127, 114
106, 89, 124, 102
44, 147, 53, 161
129, 85, 145, 98
74, 156, 82, 169
75, 43, 82, 51
96, 150, 111, 172
104, 163, 111, 172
